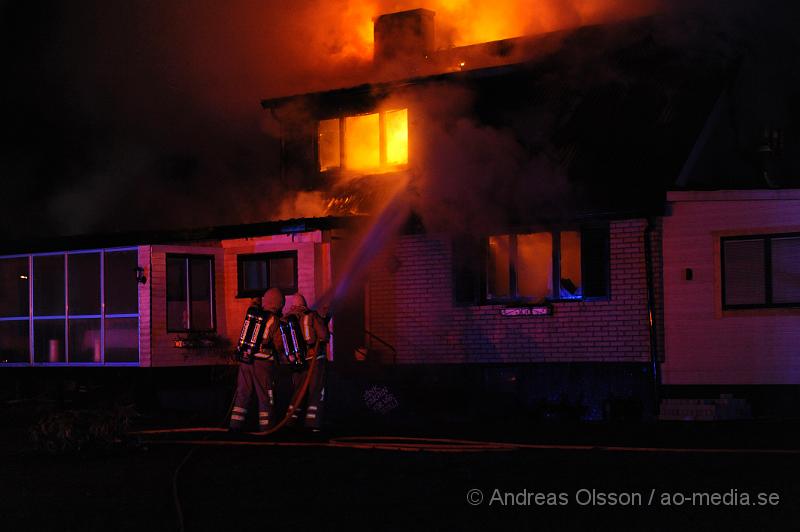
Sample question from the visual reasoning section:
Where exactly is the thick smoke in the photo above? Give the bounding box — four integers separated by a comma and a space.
383, 85, 574, 234
3, 0, 795, 241
0, 0, 663, 241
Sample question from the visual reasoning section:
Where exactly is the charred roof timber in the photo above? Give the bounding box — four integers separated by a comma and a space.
374, 8, 435, 67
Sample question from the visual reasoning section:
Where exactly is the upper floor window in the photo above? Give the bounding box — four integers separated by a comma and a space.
167, 255, 215, 332
318, 109, 408, 173
721, 233, 800, 309
453, 226, 609, 305
237, 251, 297, 298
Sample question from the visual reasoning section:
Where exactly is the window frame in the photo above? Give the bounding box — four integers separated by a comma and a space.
720, 232, 800, 310
165, 253, 217, 333
316, 109, 409, 174
236, 251, 298, 299
0, 247, 140, 366
486, 231, 579, 304
453, 225, 610, 307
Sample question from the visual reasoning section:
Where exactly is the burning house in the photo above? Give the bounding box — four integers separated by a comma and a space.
1, 6, 797, 421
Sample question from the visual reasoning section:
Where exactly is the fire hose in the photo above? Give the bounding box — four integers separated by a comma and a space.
158, 354, 319, 532
137, 351, 320, 438
256, 351, 319, 436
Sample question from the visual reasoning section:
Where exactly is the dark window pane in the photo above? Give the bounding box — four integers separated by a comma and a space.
0, 258, 29, 318
238, 253, 297, 297
487, 235, 510, 299
105, 251, 138, 314
724, 239, 766, 306
318, 118, 340, 171
105, 317, 138, 363
242, 258, 267, 292
68, 253, 100, 315
517, 232, 553, 300
68, 318, 101, 363
190, 258, 213, 330
560, 231, 582, 299
0, 320, 29, 363
167, 257, 188, 330
452, 236, 482, 305
772, 237, 800, 304
270, 257, 296, 292
581, 226, 610, 298
33, 255, 65, 316
34, 319, 65, 363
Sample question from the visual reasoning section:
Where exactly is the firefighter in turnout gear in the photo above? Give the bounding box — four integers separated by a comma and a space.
229, 288, 285, 433
285, 293, 330, 432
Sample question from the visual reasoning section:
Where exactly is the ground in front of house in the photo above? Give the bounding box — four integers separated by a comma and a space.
2, 418, 800, 532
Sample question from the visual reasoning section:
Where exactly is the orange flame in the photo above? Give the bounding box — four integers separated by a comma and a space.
323, 0, 658, 63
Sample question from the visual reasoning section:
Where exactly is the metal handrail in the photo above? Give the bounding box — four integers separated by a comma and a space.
363, 329, 398, 365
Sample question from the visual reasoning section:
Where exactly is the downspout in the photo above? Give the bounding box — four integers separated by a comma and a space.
643, 217, 661, 412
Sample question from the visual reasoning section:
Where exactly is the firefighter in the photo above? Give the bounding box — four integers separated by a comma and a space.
285, 293, 330, 432
229, 288, 285, 433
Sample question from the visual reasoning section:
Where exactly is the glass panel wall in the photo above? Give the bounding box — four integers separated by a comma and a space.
0, 257, 29, 318
0, 257, 30, 363
105, 318, 139, 363
0, 320, 29, 363
68, 253, 101, 315
105, 250, 138, 315
0, 248, 139, 365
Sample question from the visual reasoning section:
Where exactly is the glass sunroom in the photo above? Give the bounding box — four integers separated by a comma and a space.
0, 248, 140, 366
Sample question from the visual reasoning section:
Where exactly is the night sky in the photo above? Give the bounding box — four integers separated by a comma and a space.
1, 0, 797, 242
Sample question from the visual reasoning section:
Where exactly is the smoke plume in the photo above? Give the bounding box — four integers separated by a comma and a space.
4, 0, 795, 241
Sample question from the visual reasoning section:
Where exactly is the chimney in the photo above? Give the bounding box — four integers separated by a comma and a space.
374, 9, 435, 67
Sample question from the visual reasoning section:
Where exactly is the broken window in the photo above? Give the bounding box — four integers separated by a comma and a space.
454, 226, 608, 305
318, 109, 408, 173
166, 255, 215, 332
236, 251, 298, 298
722, 233, 800, 309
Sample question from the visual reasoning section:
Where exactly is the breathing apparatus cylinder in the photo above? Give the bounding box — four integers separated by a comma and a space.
279, 315, 307, 370
235, 305, 267, 363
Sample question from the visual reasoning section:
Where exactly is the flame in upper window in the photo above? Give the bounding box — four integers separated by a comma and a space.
345, 113, 381, 170
319, 109, 408, 173
385, 109, 408, 167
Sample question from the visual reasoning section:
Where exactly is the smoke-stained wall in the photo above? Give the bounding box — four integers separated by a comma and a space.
364, 219, 659, 364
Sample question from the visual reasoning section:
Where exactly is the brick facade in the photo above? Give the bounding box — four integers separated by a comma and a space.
365, 219, 661, 364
